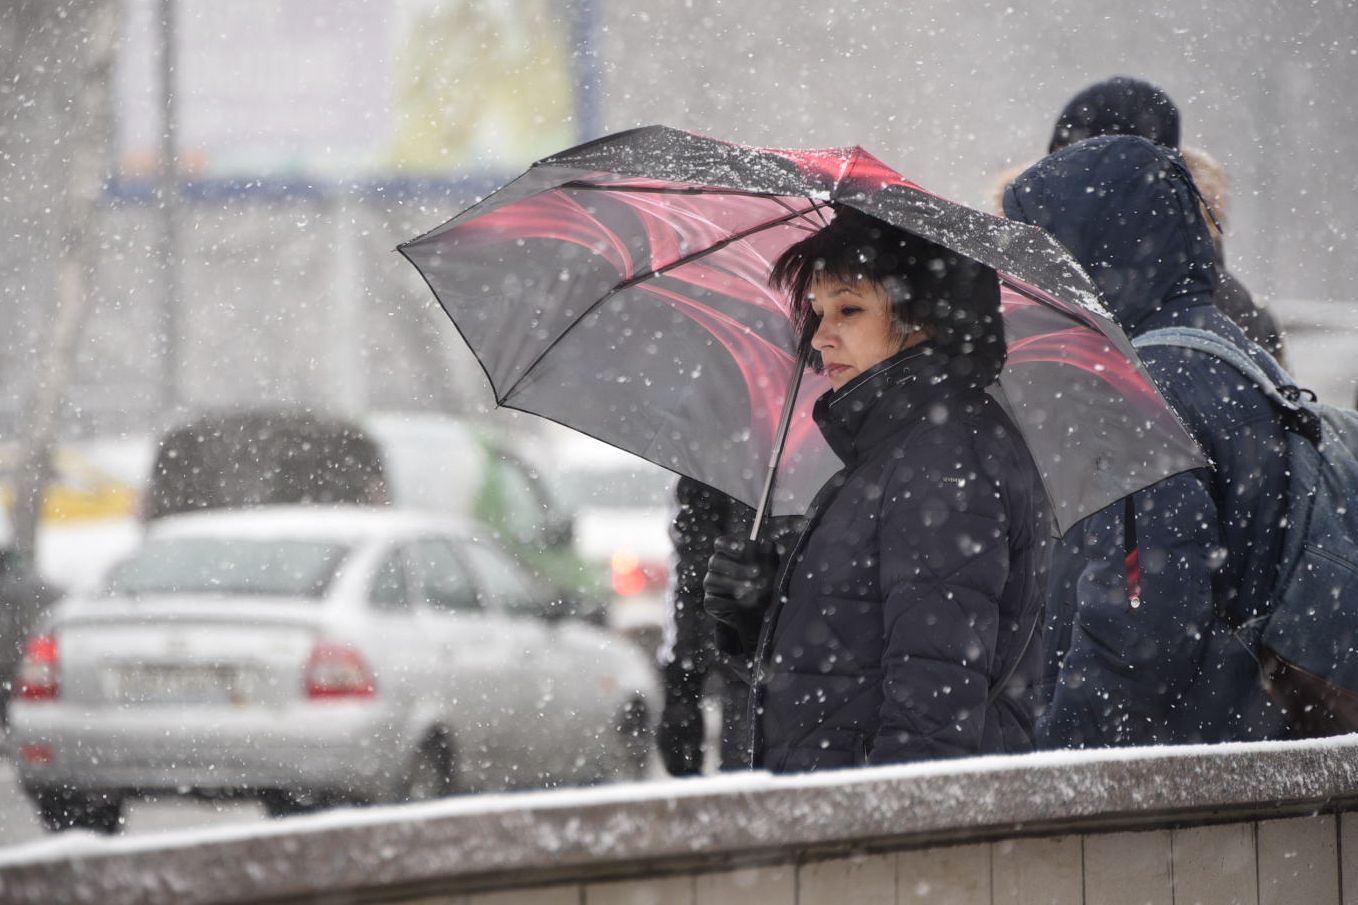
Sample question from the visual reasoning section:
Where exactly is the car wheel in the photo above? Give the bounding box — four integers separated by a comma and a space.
400, 734, 456, 803
616, 697, 652, 780
34, 788, 123, 835
260, 789, 334, 818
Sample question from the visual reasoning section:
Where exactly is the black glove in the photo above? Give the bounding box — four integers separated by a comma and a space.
702, 534, 777, 652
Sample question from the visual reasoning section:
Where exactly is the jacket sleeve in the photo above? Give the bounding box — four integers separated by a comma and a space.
1038, 467, 1220, 747
868, 431, 1011, 764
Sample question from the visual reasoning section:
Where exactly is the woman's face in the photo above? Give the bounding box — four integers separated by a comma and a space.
808, 274, 922, 391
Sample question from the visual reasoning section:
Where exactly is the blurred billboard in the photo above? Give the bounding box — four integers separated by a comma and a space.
115, 0, 592, 183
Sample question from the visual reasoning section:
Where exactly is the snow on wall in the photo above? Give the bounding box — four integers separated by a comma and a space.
2, 736, 1358, 904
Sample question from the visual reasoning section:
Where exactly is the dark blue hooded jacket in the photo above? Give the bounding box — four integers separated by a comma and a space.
1003, 136, 1292, 746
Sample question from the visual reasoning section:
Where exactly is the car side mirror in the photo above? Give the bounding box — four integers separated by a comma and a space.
552, 590, 608, 626
541, 515, 574, 550
539, 594, 572, 624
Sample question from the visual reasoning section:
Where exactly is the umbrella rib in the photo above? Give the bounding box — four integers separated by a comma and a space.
560, 182, 787, 198
565, 185, 832, 233
499, 199, 830, 402
771, 195, 831, 231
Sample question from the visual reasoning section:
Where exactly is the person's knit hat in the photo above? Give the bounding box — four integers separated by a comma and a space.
1048, 76, 1181, 153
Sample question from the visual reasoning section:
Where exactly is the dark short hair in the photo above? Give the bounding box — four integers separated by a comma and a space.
769, 206, 1005, 387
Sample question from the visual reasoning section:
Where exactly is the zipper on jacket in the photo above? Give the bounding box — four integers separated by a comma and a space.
743, 471, 846, 767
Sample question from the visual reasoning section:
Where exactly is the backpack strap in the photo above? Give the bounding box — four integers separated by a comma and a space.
1123, 495, 1142, 609
1133, 327, 1323, 444
1122, 326, 1312, 615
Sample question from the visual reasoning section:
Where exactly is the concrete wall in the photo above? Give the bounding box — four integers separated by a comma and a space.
4, 737, 1358, 905
462, 816, 1350, 905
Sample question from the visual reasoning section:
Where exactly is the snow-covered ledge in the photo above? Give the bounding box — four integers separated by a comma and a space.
3, 737, 1358, 905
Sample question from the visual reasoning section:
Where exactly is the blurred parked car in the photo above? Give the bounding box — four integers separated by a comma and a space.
9, 506, 658, 833
0, 551, 61, 725
545, 430, 677, 656
144, 410, 387, 518
145, 408, 604, 619
363, 412, 600, 613
0, 507, 61, 724
0, 440, 148, 525
0, 439, 156, 705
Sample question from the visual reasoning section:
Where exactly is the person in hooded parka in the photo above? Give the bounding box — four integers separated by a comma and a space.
1004, 135, 1293, 747
701, 206, 1051, 773
1044, 76, 1285, 361
1178, 145, 1286, 365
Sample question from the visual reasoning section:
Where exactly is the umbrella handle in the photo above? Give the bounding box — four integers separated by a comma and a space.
749, 339, 812, 542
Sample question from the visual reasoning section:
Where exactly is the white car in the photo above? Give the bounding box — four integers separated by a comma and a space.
9, 506, 658, 833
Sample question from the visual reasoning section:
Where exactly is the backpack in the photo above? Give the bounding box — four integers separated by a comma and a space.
1134, 326, 1358, 736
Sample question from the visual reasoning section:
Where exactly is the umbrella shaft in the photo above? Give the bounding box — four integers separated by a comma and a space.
750, 343, 810, 542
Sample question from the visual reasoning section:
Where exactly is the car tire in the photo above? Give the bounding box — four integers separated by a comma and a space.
399, 733, 456, 803
616, 697, 652, 780
34, 788, 124, 835
260, 789, 333, 818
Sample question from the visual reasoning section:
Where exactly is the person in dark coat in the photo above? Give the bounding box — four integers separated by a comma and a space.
1004, 135, 1293, 746
1045, 76, 1286, 361
655, 477, 754, 775
1178, 146, 1286, 364
702, 206, 1051, 773
1047, 75, 1182, 152
658, 478, 807, 775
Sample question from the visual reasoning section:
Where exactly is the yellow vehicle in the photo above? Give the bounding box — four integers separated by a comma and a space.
0, 444, 144, 524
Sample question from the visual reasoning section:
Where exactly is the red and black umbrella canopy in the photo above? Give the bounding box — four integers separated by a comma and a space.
400, 125, 1204, 534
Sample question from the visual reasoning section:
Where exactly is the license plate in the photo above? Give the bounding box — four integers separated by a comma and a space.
108, 664, 244, 706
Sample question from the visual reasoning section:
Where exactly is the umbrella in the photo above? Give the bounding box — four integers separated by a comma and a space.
398, 125, 1205, 536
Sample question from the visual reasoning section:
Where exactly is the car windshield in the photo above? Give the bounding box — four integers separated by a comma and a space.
552, 467, 675, 510
104, 537, 350, 599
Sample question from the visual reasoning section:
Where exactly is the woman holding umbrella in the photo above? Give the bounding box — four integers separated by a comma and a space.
400, 126, 1204, 772
703, 207, 1052, 772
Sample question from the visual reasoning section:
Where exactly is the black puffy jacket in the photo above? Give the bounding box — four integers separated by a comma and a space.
748, 344, 1051, 772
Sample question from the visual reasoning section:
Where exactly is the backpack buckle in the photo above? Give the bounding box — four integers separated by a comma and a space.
1280, 384, 1318, 404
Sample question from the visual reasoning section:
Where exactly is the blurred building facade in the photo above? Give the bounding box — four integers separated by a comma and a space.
1, 0, 1355, 441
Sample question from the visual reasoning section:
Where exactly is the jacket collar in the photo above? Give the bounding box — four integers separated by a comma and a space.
813, 343, 955, 465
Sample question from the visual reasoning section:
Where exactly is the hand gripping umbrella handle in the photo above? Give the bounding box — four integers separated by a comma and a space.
749, 339, 812, 542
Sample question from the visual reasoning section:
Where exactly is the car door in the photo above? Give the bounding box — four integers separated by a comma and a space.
456, 540, 578, 786
405, 535, 531, 791
363, 544, 436, 757
549, 616, 634, 765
